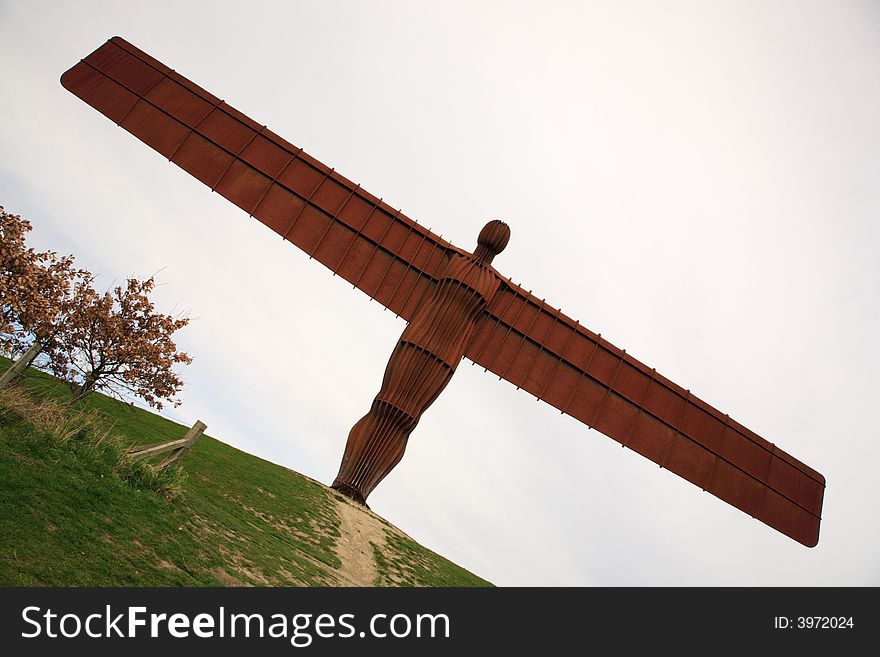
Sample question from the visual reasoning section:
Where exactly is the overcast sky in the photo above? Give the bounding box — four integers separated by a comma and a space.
1, 0, 878, 586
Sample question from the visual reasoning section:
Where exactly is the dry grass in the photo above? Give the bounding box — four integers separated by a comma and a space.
0, 385, 113, 444
0, 384, 184, 501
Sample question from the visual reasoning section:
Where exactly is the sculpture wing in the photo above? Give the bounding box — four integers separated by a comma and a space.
61, 37, 456, 321
465, 278, 825, 547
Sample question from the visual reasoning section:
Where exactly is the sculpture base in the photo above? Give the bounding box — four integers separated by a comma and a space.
331, 481, 370, 509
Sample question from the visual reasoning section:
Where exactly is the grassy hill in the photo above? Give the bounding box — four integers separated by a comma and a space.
0, 357, 491, 587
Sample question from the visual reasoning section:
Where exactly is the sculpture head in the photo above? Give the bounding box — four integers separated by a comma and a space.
473, 219, 510, 264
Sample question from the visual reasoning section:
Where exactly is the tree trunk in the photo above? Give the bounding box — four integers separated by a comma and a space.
71, 372, 99, 402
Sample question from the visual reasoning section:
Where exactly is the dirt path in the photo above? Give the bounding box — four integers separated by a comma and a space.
332, 497, 387, 586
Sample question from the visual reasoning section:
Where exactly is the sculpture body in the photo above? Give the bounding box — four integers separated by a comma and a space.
333, 222, 508, 503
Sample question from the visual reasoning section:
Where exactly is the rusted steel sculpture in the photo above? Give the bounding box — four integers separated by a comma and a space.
334, 220, 509, 503
62, 37, 825, 547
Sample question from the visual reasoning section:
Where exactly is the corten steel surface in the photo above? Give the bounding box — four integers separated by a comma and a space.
61, 37, 825, 547
333, 221, 508, 504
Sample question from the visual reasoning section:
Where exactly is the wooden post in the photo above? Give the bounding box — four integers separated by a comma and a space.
0, 342, 42, 391
159, 420, 207, 469
127, 420, 207, 469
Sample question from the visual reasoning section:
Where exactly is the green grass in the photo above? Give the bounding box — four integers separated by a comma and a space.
371, 531, 491, 587
0, 356, 491, 587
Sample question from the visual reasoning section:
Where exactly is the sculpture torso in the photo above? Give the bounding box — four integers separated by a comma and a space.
374, 253, 500, 419
399, 253, 500, 363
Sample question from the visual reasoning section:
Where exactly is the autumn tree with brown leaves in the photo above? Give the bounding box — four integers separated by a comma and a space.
2, 205, 192, 409
0, 206, 89, 370
52, 276, 192, 409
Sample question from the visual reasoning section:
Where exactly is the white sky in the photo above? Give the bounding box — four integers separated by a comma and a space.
1, 0, 878, 586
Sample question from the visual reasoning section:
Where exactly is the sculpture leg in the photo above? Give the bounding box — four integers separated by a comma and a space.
332, 341, 453, 504
331, 401, 414, 506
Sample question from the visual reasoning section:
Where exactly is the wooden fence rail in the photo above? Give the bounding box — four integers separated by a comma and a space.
127, 420, 206, 470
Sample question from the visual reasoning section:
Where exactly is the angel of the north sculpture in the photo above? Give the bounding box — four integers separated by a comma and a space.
61, 37, 824, 547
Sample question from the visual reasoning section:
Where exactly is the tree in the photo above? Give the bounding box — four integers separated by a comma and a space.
52, 276, 192, 409
1, 206, 192, 409
0, 206, 87, 368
